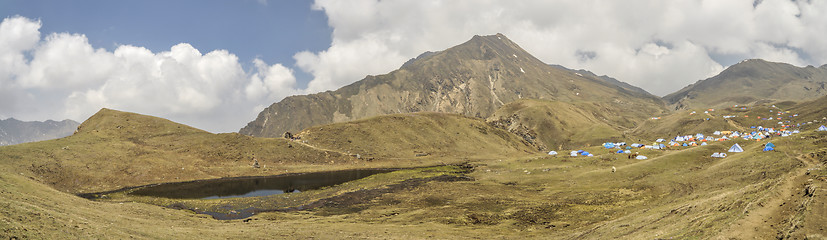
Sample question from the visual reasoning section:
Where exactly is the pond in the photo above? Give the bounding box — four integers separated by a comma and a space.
128, 169, 395, 199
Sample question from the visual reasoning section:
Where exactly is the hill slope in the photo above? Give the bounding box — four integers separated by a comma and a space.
0, 118, 79, 146
664, 59, 827, 110
240, 33, 666, 137
486, 99, 646, 150
295, 112, 537, 159
0, 108, 353, 193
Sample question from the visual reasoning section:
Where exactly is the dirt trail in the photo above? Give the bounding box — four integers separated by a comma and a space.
717, 152, 819, 239
290, 138, 352, 157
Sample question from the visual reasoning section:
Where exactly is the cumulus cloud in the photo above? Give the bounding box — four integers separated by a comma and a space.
0, 16, 297, 132
299, 0, 827, 96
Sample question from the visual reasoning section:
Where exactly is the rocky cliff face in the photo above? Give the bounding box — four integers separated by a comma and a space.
0, 118, 79, 146
241, 33, 665, 137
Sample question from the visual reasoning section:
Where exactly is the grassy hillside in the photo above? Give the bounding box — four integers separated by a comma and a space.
2, 104, 826, 239
486, 99, 640, 150
2, 123, 825, 238
295, 112, 538, 159
0, 108, 355, 194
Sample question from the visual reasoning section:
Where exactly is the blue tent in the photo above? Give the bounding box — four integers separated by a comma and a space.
577, 150, 585, 153
766, 142, 775, 148
682, 143, 688, 146
763, 146, 774, 151
616, 150, 624, 153
581, 151, 590, 156
604, 142, 615, 149
626, 146, 632, 149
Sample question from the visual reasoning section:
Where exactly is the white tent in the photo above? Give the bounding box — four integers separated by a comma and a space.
711, 152, 727, 158
635, 155, 648, 160
819, 125, 827, 131
570, 151, 578, 156
548, 151, 558, 156
728, 143, 744, 153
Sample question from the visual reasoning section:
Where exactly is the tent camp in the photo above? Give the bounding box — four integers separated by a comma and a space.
819, 125, 827, 131
728, 143, 744, 153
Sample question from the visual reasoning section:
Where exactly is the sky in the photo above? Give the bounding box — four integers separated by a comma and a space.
1, 0, 826, 133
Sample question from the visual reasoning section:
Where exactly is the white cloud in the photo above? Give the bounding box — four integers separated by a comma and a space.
300, 0, 827, 96
0, 16, 297, 132
4, 1, 827, 131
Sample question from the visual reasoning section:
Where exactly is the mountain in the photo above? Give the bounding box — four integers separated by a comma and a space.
664, 59, 827, 110
241, 33, 666, 137
0, 118, 79, 146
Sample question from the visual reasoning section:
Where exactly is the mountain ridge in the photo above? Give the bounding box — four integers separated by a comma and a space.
241, 33, 666, 137
664, 59, 827, 109
0, 118, 79, 146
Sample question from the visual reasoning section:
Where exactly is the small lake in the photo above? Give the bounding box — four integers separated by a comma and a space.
128, 169, 394, 199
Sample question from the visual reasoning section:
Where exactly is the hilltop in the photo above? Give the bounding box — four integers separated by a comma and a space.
0, 108, 354, 193
664, 59, 827, 110
0, 118, 78, 146
240, 33, 666, 137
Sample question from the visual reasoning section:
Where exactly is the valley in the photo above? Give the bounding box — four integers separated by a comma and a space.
1, 34, 826, 239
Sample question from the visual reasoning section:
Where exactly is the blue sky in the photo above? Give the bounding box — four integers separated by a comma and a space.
1, 0, 825, 133
0, 0, 330, 86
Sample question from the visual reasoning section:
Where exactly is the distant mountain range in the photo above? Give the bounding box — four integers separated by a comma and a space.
0, 118, 79, 146
240, 33, 667, 141
664, 59, 827, 110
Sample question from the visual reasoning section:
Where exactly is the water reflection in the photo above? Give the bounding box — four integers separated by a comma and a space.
129, 169, 393, 199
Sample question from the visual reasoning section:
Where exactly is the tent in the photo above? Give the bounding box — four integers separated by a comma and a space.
604, 142, 615, 149
728, 143, 744, 153
656, 138, 665, 142
766, 142, 775, 148
635, 155, 648, 160
616, 150, 624, 154
682, 143, 689, 147
570, 151, 578, 156
548, 151, 558, 155
581, 151, 590, 156
587, 154, 594, 157
623, 150, 632, 154
818, 125, 827, 131
700, 142, 708, 146
713, 131, 721, 135
763, 146, 774, 151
